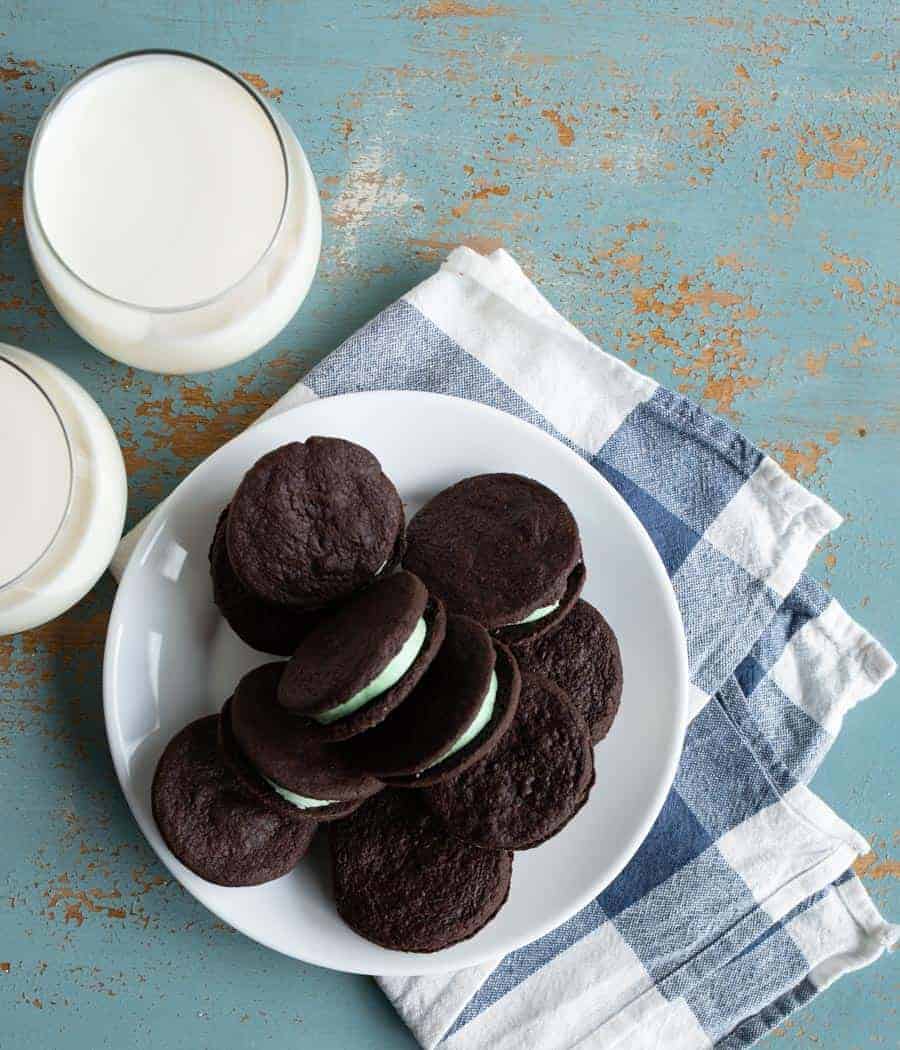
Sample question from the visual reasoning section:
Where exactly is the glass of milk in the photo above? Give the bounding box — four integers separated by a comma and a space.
23, 51, 322, 374
0, 345, 127, 635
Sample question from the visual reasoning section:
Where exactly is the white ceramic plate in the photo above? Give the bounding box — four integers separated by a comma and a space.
104, 391, 688, 976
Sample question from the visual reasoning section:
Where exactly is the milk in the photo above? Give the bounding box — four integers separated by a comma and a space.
0, 358, 71, 587
24, 51, 321, 373
0, 346, 127, 635
32, 54, 286, 310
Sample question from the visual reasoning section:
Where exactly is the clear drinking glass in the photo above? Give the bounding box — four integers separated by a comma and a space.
23, 50, 322, 375
0, 345, 127, 635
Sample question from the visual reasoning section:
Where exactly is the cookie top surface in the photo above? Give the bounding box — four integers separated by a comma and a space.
277, 571, 447, 741
423, 672, 594, 850
515, 599, 623, 743
345, 616, 521, 786
230, 663, 382, 802
403, 473, 582, 628
209, 507, 324, 656
226, 437, 404, 608
329, 790, 513, 953
151, 715, 316, 886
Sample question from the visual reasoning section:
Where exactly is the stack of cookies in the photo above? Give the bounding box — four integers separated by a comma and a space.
152, 436, 623, 953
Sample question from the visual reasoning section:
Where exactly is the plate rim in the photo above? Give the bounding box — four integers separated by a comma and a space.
103, 389, 689, 976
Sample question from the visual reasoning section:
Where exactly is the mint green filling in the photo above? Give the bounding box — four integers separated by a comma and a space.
313, 617, 428, 725
507, 599, 561, 626
262, 774, 336, 810
426, 671, 498, 770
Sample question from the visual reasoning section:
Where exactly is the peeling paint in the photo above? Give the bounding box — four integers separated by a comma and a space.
0, 183, 22, 233
631, 277, 744, 320
407, 1, 511, 19
409, 234, 504, 259
763, 440, 828, 480
0, 57, 39, 86
471, 183, 510, 201
44, 873, 126, 926
854, 850, 900, 882
715, 253, 746, 273
134, 380, 272, 464
540, 108, 575, 147
325, 142, 412, 270
239, 72, 283, 101
804, 351, 828, 377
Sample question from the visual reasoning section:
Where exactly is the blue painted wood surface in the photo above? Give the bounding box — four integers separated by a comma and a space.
0, 2, 896, 1047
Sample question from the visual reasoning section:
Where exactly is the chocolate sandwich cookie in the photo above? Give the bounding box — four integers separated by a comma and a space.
329, 790, 513, 953
515, 599, 623, 744
424, 672, 594, 850
219, 663, 382, 822
209, 507, 323, 656
344, 615, 521, 788
151, 715, 316, 886
404, 473, 585, 645
226, 437, 405, 609
278, 570, 446, 741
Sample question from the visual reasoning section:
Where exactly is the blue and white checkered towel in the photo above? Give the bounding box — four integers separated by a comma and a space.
114, 248, 897, 1049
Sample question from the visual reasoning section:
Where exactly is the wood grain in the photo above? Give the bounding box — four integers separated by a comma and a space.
0, 3, 895, 1048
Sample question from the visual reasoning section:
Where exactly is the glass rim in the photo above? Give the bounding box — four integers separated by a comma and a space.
24, 48, 291, 315
0, 353, 75, 592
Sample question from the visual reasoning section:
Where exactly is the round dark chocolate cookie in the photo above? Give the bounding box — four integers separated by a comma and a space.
344, 615, 521, 788
278, 571, 447, 741
219, 664, 382, 822
329, 790, 513, 953
514, 599, 623, 744
209, 507, 324, 656
226, 437, 405, 608
423, 672, 594, 850
493, 561, 586, 646
403, 473, 584, 643
151, 715, 315, 886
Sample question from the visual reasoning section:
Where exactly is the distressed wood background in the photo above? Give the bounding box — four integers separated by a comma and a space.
0, 2, 896, 1047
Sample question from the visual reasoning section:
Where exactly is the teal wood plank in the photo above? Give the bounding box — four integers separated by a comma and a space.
0, 2, 895, 1047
